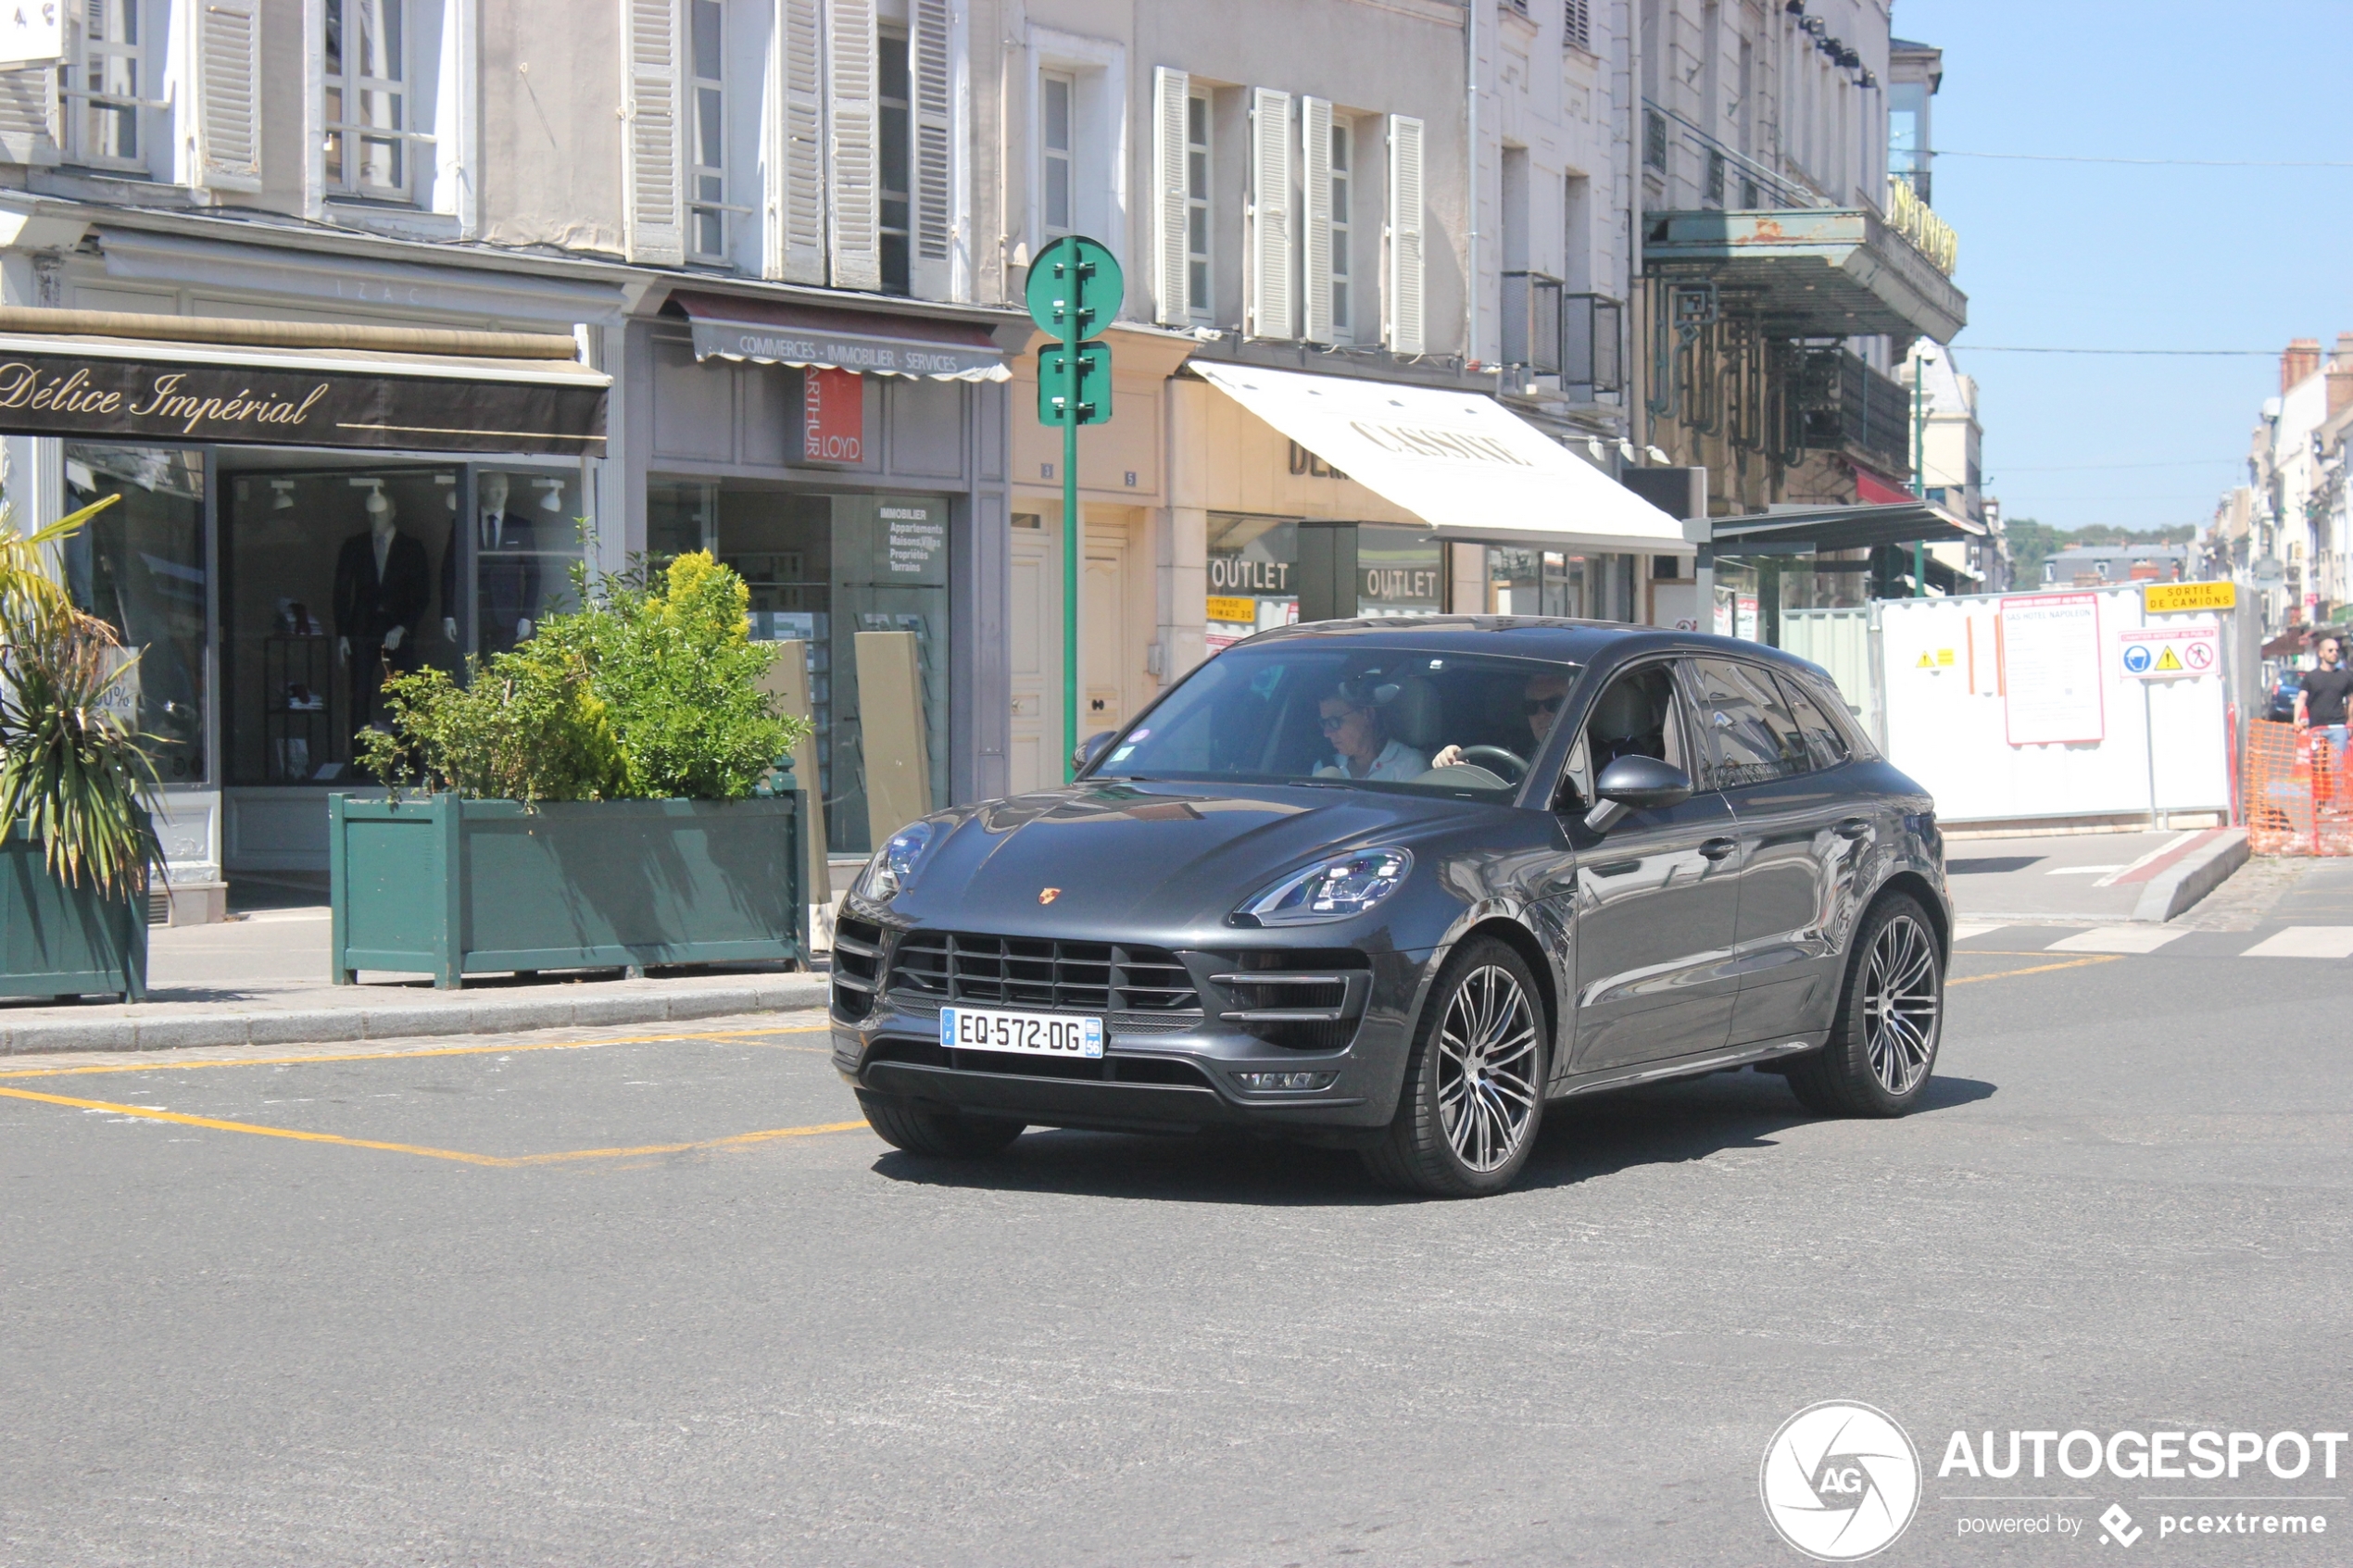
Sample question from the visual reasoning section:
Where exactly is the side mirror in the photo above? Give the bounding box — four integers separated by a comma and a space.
1580, 754, 1693, 834
1071, 730, 1118, 773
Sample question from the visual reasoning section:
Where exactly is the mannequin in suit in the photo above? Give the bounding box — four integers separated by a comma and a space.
333, 488, 431, 735
442, 470, 540, 658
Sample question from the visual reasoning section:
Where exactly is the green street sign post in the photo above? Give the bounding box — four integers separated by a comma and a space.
1026, 234, 1121, 780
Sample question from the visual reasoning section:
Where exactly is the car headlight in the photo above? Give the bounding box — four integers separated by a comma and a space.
857, 822, 935, 902
1239, 847, 1414, 926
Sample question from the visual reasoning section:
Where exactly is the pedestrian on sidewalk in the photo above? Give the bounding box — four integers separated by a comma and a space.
2295, 633, 2353, 798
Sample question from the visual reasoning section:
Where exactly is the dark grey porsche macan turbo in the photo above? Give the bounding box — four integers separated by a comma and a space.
830, 618, 1950, 1197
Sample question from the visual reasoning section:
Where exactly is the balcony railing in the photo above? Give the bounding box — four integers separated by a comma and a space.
1796, 348, 1910, 477
1501, 273, 1623, 402
1642, 98, 1826, 210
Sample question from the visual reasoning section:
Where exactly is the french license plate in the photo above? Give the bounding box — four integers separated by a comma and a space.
940, 1006, 1103, 1060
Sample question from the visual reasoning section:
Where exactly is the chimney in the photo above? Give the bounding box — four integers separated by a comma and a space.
2284, 336, 2323, 393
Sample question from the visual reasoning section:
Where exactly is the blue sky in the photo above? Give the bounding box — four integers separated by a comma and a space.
1894, 0, 2352, 538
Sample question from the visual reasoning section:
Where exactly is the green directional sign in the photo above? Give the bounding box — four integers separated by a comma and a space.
1027, 235, 1122, 781
1026, 235, 1124, 341
1037, 341, 1113, 427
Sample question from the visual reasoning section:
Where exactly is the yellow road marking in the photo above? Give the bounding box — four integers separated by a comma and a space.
0, 1084, 864, 1166
0, 1024, 831, 1082
1948, 954, 2122, 985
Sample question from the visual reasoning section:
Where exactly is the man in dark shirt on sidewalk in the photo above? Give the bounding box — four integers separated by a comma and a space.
2295, 633, 2353, 788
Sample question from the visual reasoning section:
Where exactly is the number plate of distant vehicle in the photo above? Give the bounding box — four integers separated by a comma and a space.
940, 1006, 1104, 1059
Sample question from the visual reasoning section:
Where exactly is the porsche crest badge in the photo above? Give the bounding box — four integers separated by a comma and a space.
1038, 887, 1061, 905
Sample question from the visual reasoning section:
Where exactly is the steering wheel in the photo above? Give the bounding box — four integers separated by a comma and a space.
1456, 746, 1529, 784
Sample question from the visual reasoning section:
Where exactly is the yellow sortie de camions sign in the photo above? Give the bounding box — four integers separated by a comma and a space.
2144, 581, 2235, 614
1206, 596, 1259, 624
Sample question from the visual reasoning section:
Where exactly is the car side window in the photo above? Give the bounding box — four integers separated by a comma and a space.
1773, 671, 1851, 771
1686, 658, 1810, 789
1558, 661, 1687, 809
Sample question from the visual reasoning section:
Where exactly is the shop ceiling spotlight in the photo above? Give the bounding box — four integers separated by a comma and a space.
268, 479, 295, 511
534, 478, 565, 512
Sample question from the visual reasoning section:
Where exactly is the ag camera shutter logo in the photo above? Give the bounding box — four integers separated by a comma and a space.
1760, 1400, 1922, 1561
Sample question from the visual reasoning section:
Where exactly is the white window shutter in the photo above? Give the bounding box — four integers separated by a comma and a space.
621, 0, 686, 266
909, 0, 953, 299
1385, 114, 1425, 356
825, 0, 880, 291
0, 65, 61, 169
1151, 66, 1189, 325
766, 0, 827, 283
193, 0, 262, 192
1301, 96, 1334, 345
1246, 87, 1293, 340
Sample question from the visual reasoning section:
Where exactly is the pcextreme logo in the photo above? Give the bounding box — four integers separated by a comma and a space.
1760, 1400, 1923, 1562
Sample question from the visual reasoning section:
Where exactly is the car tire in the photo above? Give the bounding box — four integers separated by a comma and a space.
1362, 937, 1548, 1198
858, 1093, 1026, 1157
1786, 893, 1944, 1118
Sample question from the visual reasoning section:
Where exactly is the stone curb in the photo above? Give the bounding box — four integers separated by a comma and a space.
0, 978, 833, 1057
2134, 828, 2252, 924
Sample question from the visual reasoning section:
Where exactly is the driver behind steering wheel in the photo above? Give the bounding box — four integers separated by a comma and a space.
1430, 670, 1573, 773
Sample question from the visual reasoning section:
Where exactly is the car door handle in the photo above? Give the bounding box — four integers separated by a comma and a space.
1699, 836, 1739, 861
1836, 817, 1873, 841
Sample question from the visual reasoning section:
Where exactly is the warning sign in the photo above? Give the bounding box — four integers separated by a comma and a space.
2145, 580, 2236, 614
2118, 624, 2220, 680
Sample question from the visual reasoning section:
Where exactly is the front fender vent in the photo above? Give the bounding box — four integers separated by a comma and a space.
1205, 948, 1371, 1052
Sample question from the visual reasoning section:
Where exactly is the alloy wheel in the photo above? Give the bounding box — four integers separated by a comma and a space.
1861, 913, 1940, 1095
1435, 964, 1540, 1173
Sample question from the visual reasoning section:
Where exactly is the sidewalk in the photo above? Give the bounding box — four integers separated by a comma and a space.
0, 907, 827, 1055
1944, 827, 2248, 924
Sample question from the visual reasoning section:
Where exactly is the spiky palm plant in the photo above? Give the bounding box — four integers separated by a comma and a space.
0, 494, 161, 900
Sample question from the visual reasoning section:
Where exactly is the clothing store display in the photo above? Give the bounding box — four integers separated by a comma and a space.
333, 525, 430, 733
442, 502, 542, 656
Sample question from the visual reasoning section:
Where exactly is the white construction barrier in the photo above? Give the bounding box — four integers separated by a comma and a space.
1874, 586, 2232, 825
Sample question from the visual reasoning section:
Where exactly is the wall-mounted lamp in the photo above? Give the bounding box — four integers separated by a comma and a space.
1802, 16, 1826, 36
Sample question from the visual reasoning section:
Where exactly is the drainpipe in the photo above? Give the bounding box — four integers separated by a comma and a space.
1911, 349, 1927, 596
1627, 0, 1644, 449
1466, 0, 1480, 370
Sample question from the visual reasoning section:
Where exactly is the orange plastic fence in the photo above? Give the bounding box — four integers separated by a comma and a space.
2244, 719, 2353, 855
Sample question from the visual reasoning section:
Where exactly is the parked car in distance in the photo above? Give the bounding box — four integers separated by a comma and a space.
830, 618, 1952, 1198
2268, 670, 2304, 722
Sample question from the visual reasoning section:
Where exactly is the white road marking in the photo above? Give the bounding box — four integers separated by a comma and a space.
2045, 926, 2187, 955
2047, 865, 2129, 876
1950, 922, 2006, 941
2094, 829, 2203, 887
2243, 927, 2353, 960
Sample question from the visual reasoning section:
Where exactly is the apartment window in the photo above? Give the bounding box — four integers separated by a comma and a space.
1185, 92, 1211, 320
1329, 119, 1353, 339
323, 0, 409, 200
1041, 71, 1075, 236
686, 0, 727, 260
66, 0, 149, 171
879, 31, 911, 294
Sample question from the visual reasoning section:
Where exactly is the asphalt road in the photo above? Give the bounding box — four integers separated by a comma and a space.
4, 931, 2349, 1565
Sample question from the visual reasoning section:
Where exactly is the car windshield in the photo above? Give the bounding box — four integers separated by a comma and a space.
1090, 645, 1582, 797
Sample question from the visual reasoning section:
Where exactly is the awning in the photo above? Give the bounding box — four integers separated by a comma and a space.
1189, 361, 1688, 552
672, 291, 1010, 382
1642, 208, 1968, 344
0, 307, 607, 456
1705, 501, 1983, 555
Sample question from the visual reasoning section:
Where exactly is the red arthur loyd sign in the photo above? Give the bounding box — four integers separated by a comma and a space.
802, 366, 863, 463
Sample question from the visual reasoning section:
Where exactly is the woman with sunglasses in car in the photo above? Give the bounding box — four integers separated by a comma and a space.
1313, 686, 1430, 782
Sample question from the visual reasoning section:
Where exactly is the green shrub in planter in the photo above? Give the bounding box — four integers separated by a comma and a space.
362, 550, 806, 802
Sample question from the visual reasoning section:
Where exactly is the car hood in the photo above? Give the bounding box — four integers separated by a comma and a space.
875, 779, 1472, 935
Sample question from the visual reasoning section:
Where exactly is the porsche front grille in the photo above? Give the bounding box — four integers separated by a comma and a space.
886, 931, 1203, 1030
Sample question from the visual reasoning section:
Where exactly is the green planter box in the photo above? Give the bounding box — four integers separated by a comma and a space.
0, 823, 147, 1002
329, 795, 804, 988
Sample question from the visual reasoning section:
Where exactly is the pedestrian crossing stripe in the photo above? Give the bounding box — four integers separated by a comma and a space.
2155, 646, 2183, 671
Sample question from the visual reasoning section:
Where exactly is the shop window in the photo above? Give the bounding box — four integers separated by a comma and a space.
62, 445, 207, 785
220, 464, 583, 786
1206, 514, 1300, 653
700, 481, 949, 855
1483, 546, 1586, 617
1354, 523, 1441, 617
648, 479, 717, 563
